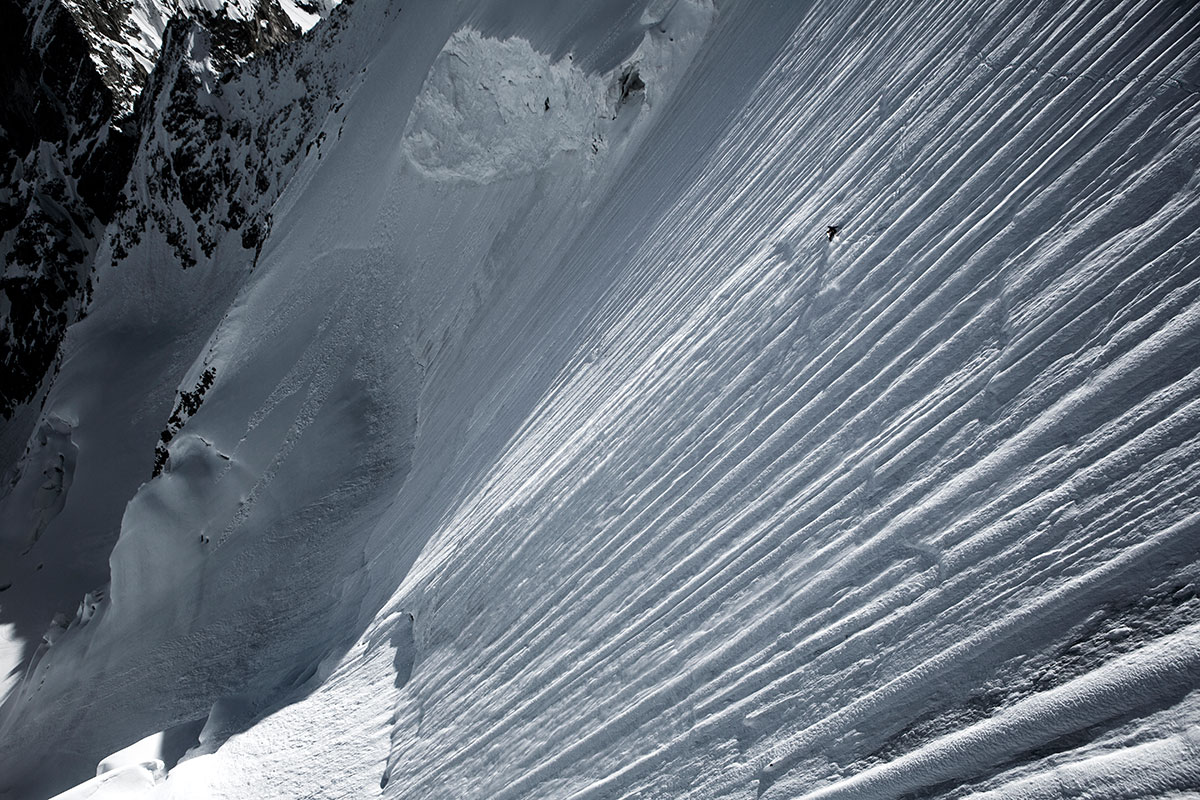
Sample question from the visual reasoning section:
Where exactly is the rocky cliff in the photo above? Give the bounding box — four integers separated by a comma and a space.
0, 0, 328, 421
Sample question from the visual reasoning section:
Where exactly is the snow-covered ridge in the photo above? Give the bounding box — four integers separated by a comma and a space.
58, 0, 335, 120
0, 0, 339, 428
3, 0, 1200, 798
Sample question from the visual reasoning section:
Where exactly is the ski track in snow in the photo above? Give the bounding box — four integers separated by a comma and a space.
3, 0, 1200, 797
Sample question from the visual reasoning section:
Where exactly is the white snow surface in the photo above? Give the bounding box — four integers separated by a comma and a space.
3, 0, 1200, 798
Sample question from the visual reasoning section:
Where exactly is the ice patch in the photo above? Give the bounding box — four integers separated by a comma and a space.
401, 29, 606, 183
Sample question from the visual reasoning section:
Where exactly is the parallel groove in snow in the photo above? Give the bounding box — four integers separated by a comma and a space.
27, 0, 1187, 796
382, 0, 1200, 798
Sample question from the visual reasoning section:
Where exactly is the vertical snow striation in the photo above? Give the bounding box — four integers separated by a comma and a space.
2, 0, 1200, 798
363, 0, 1200, 798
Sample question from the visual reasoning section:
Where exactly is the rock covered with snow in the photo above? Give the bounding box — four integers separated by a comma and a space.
58, 0, 325, 121
0, 0, 132, 421
0, 0, 339, 424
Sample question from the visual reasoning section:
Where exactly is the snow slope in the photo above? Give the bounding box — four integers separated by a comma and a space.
3, 0, 1200, 797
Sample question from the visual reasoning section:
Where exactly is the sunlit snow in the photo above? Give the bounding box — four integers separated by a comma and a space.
2, 0, 1200, 798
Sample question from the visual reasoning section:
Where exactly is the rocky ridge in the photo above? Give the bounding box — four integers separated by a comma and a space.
108, 5, 353, 278
59, 0, 309, 120
0, 0, 333, 420
0, 0, 131, 420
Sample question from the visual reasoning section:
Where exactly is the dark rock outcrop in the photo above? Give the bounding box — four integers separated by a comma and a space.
110, 10, 347, 273
0, 0, 315, 420
59, 0, 303, 119
0, 0, 134, 419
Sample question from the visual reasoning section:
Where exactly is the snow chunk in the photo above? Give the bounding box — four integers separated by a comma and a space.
97, 730, 169, 777
401, 29, 605, 183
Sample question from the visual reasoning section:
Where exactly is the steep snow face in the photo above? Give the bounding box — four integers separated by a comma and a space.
0, 5, 364, 745
4, 0, 1200, 798
0, 1, 715, 791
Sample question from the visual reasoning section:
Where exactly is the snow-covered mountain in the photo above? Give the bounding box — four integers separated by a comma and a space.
59, 0, 327, 120
0, 0, 333, 426
2, 0, 1200, 798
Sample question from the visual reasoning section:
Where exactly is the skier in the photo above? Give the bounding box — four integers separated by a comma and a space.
827, 225, 839, 241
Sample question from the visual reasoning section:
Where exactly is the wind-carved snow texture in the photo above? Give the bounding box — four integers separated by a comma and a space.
4, 0, 1200, 798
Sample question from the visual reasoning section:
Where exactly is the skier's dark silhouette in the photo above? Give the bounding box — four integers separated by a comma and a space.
827, 225, 839, 241
544, 97, 550, 112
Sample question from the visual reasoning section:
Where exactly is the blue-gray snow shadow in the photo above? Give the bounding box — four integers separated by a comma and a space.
392, 614, 417, 689
0, 370, 156, 701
